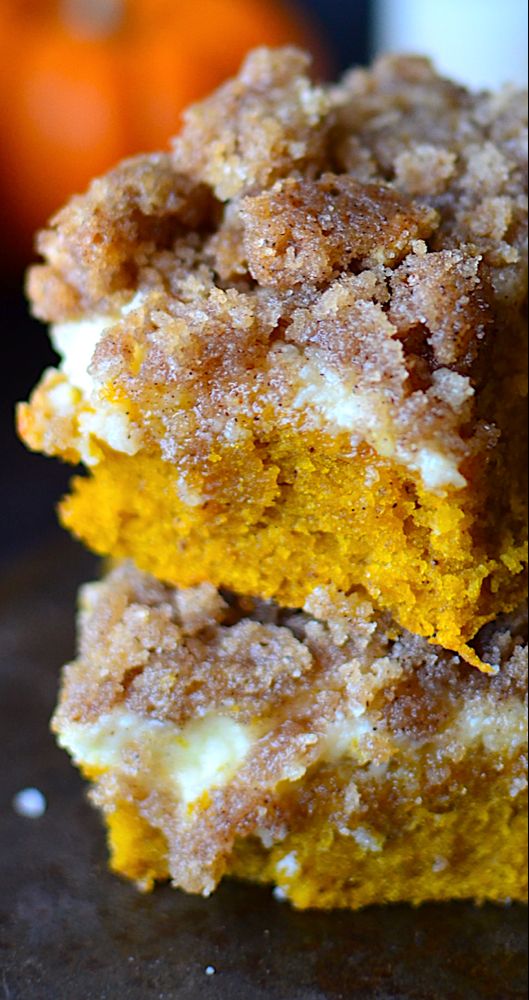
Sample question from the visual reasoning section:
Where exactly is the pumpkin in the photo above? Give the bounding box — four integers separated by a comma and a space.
0, 0, 326, 258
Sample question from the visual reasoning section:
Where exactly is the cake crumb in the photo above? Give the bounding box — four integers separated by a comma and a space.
12, 787, 47, 818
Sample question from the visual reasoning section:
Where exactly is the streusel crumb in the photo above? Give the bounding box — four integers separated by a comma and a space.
19, 48, 528, 657
53, 563, 528, 904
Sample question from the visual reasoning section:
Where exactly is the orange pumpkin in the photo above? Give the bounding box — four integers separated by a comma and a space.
0, 0, 327, 259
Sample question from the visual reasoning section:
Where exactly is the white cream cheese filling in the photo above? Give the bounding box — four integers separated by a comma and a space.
51, 316, 112, 397
454, 698, 528, 755
46, 306, 470, 491
57, 710, 254, 809
57, 693, 527, 818
49, 306, 143, 464
322, 695, 527, 759
416, 447, 467, 491
291, 360, 469, 492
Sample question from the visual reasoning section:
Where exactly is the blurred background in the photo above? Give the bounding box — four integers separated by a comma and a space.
1, 0, 527, 565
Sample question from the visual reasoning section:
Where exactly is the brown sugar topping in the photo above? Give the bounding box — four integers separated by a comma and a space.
389, 250, 493, 370
60, 561, 528, 739
28, 154, 215, 321
28, 47, 527, 327
23, 48, 527, 499
172, 48, 329, 201
54, 563, 528, 894
240, 174, 439, 288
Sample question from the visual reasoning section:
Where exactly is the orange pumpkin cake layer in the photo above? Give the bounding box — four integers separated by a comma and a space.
53, 562, 528, 908
18, 49, 528, 657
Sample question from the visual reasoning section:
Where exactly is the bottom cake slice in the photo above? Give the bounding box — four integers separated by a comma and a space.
52, 563, 528, 909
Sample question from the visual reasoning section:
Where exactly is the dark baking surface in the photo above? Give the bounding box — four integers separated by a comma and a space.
0, 532, 527, 1000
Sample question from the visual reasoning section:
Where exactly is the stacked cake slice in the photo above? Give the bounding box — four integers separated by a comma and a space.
19, 48, 528, 907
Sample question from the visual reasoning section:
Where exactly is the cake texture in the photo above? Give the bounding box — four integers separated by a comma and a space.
17, 47, 529, 910
53, 562, 528, 909
17, 48, 528, 662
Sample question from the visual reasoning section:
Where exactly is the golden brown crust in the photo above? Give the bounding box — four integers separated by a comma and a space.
332, 55, 528, 306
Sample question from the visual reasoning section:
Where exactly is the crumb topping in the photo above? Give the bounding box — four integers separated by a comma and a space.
388, 250, 492, 370
240, 174, 438, 287
18, 48, 528, 656
53, 564, 528, 893
23, 47, 527, 492
28, 154, 215, 322
62, 561, 528, 737
172, 48, 330, 201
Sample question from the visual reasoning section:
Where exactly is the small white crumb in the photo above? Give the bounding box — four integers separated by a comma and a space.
273, 886, 287, 902
275, 851, 299, 878
204, 966, 216, 977
12, 788, 47, 819
352, 827, 383, 853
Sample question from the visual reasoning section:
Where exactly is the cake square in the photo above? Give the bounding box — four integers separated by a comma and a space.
53, 563, 528, 907
18, 49, 528, 663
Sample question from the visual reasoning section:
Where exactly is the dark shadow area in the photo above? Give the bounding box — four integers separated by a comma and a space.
1, 289, 71, 565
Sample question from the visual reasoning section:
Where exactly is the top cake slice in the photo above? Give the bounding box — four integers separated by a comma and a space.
18, 48, 528, 663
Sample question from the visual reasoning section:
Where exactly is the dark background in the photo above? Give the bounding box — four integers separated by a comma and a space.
0, 0, 372, 566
